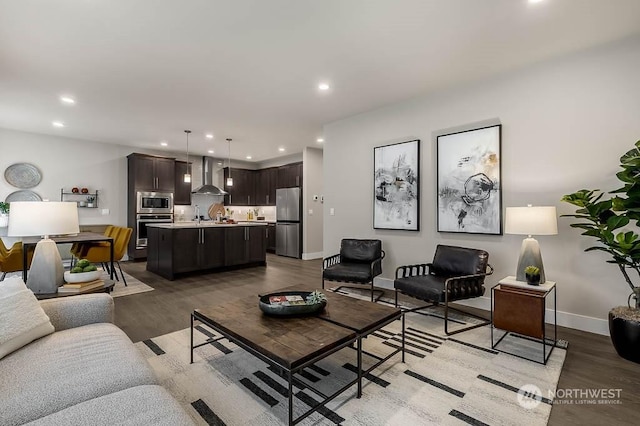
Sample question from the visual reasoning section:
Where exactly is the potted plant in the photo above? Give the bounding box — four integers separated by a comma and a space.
86, 195, 96, 208
0, 202, 9, 227
561, 140, 640, 363
524, 265, 541, 286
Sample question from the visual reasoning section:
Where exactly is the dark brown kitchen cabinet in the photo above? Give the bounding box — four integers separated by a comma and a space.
277, 162, 303, 188
128, 153, 175, 192
255, 168, 277, 205
171, 227, 225, 273
225, 226, 266, 265
266, 223, 276, 253
147, 226, 231, 280
174, 161, 192, 205
223, 168, 256, 206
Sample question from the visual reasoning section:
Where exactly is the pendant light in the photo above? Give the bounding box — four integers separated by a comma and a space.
226, 138, 233, 187
183, 130, 192, 183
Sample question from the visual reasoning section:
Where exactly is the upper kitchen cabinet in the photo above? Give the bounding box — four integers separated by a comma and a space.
174, 160, 192, 205
224, 168, 256, 206
128, 153, 175, 192
277, 162, 303, 188
255, 167, 277, 205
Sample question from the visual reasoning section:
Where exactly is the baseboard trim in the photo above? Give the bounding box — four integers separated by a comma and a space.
302, 252, 323, 260
454, 297, 610, 336
375, 278, 610, 336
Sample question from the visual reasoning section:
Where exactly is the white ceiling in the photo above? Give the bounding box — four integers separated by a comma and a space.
1, 0, 640, 162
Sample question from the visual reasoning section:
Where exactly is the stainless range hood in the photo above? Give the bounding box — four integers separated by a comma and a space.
191, 156, 228, 195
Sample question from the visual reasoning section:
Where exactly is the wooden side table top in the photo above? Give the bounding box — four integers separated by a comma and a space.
498, 275, 556, 292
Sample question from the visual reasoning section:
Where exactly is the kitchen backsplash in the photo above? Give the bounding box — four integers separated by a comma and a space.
174, 202, 276, 222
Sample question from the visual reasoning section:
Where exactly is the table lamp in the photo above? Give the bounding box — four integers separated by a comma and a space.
8, 201, 79, 294
505, 205, 558, 284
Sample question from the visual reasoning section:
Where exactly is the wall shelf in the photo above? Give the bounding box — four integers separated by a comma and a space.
61, 189, 99, 208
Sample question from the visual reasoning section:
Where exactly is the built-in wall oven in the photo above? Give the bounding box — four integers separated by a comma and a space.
136, 191, 174, 248
136, 214, 173, 248
137, 191, 174, 214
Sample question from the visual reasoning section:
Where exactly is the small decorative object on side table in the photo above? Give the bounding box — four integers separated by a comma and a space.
524, 265, 541, 286
491, 276, 557, 364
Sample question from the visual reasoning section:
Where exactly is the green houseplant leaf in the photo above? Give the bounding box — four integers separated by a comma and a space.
562, 140, 640, 308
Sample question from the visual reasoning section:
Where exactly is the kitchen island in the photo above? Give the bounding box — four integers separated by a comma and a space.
146, 222, 268, 280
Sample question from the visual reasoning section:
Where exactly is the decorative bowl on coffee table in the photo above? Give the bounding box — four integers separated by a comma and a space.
259, 291, 327, 316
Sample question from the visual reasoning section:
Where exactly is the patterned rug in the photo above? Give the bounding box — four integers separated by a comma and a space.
135, 304, 567, 425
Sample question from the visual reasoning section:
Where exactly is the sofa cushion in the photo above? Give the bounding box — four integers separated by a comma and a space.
26, 385, 195, 426
0, 276, 54, 360
0, 323, 158, 425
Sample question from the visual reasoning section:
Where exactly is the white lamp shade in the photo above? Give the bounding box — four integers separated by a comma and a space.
8, 201, 80, 237
505, 206, 558, 236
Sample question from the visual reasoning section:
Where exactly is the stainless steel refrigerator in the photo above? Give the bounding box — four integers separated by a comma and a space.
276, 187, 300, 258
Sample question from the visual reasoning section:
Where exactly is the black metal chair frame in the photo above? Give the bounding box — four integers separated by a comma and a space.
322, 250, 386, 302
394, 262, 493, 335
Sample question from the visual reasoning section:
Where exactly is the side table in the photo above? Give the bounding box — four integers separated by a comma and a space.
35, 280, 115, 300
491, 276, 557, 364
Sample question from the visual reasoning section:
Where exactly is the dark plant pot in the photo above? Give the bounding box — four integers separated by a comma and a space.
609, 309, 640, 364
525, 273, 540, 286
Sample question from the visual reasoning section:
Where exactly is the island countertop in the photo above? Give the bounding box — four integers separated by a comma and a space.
147, 221, 268, 229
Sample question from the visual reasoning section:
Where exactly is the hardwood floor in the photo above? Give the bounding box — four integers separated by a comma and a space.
117, 254, 639, 425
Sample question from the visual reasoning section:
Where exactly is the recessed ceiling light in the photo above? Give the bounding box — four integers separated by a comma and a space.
528, 0, 545, 3
52, 121, 65, 128
318, 83, 330, 91
205, 133, 214, 139
160, 141, 168, 146
278, 147, 285, 152
208, 149, 214, 154
316, 138, 324, 143
246, 155, 252, 160
60, 96, 75, 105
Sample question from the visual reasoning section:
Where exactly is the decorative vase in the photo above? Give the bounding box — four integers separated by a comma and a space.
609, 307, 640, 364
87, 203, 94, 208
0, 214, 8, 228
525, 272, 540, 286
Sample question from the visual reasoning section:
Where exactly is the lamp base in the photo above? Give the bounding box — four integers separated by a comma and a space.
26, 239, 64, 294
515, 237, 547, 284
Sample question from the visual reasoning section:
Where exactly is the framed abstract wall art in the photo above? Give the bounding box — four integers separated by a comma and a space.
437, 124, 502, 235
374, 139, 420, 231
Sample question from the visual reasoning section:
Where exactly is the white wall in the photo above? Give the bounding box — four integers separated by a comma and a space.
323, 37, 640, 335
302, 147, 323, 259
0, 128, 134, 230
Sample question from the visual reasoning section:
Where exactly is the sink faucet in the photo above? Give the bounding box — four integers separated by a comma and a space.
194, 205, 200, 224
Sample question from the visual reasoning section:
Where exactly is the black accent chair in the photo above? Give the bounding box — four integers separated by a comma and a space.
322, 239, 385, 302
394, 244, 493, 335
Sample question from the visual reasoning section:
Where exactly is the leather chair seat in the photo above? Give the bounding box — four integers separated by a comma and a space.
322, 262, 372, 283
395, 274, 486, 303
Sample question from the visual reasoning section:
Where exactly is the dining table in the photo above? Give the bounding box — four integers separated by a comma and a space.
21, 232, 114, 282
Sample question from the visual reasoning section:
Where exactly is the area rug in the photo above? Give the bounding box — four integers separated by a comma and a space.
135, 307, 566, 425
102, 269, 154, 298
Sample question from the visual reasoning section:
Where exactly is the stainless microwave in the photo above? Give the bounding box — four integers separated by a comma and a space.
136, 191, 174, 214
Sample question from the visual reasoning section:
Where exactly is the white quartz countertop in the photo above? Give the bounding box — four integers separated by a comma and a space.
148, 221, 268, 229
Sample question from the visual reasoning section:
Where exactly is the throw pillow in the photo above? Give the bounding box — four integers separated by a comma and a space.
0, 276, 55, 360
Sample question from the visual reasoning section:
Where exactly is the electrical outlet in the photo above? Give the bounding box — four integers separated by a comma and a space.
309, 209, 313, 215
101, 209, 110, 215
330, 208, 335, 216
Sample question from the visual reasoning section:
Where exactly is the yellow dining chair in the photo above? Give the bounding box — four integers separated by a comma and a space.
83, 226, 133, 286
70, 225, 116, 264
0, 240, 33, 281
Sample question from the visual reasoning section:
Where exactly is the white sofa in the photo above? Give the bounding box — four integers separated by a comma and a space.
0, 292, 194, 425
